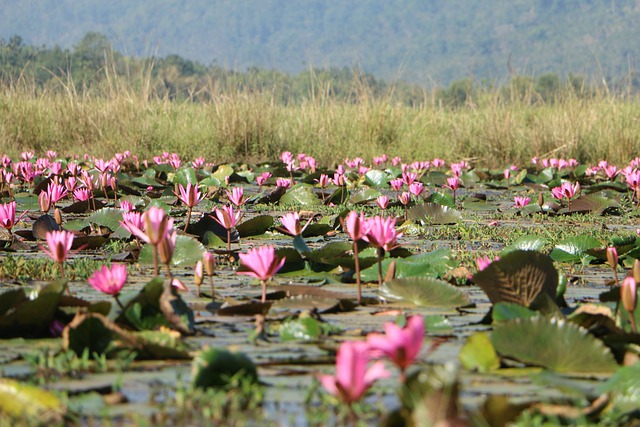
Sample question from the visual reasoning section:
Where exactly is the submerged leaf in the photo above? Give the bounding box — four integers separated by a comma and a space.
492, 317, 618, 373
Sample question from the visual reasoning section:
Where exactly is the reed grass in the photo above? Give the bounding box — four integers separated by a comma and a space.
1, 71, 640, 167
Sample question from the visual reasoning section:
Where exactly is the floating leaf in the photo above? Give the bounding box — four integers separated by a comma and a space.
212, 164, 235, 182
172, 167, 198, 186
279, 185, 321, 206
364, 169, 389, 187
459, 332, 500, 372
380, 277, 469, 308
492, 302, 538, 322
408, 203, 462, 225
462, 200, 499, 211
568, 194, 619, 215
473, 250, 558, 307
32, 214, 59, 240
192, 347, 259, 389
361, 249, 456, 282
0, 378, 65, 421
236, 215, 274, 237
500, 235, 549, 256
492, 317, 618, 373
0, 281, 63, 338
139, 235, 205, 266
279, 317, 323, 342
596, 363, 640, 414
349, 188, 382, 204
550, 235, 601, 264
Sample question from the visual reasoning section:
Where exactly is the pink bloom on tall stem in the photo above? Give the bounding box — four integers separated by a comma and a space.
73, 188, 92, 202
367, 316, 425, 382
126, 207, 174, 275
88, 264, 127, 308
175, 183, 204, 231
389, 178, 404, 192
226, 186, 247, 207
318, 340, 390, 410
279, 212, 311, 237
343, 211, 372, 304
364, 216, 402, 287
409, 181, 424, 197
376, 195, 389, 210
42, 230, 74, 285
46, 181, 68, 206
238, 245, 286, 302
256, 171, 272, 186
445, 176, 460, 204
0, 201, 27, 236
551, 181, 580, 207
211, 205, 243, 251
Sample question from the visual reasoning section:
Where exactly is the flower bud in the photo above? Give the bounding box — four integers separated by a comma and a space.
621, 275, 637, 314
194, 260, 204, 287
634, 259, 640, 283
203, 251, 216, 277
606, 247, 618, 270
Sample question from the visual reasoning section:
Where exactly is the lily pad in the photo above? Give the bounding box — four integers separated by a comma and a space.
568, 194, 619, 215
361, 249, 456, 282
550, 235, 601, 264
279, 317, 323, 342
172, 167, 198, 186
279, 185, 321, 206
349, 188, 382, 204
364, 169, 389, 187
191, 347, 259, 389
236, 215, 274, 237
473, 250, 558, 308
139, 235, 205, 266
500, 235, 549, 256
379, 277, 469, 308
408, 203, 462, 225
492, 317, 618, 374
459, 332, 500, 372
492, 302, 538, 322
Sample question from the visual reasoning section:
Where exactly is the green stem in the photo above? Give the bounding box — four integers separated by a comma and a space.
260, 279, 267, 303
152, 245, 159, 276
184, 207, 192, 232
114, 295, 125, 311
226, 229, 231, 252
353, 241, 361, 304
377, 247, 384, 287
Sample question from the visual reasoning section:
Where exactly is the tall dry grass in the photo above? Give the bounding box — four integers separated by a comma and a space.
1, 68, 640, 167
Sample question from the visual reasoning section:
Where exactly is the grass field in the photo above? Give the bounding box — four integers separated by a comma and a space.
1, 75, 639, 167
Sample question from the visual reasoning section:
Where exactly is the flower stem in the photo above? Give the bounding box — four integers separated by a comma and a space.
114, 295, 125, 311
152, 245, 159, 276
353, 241, 362, 304
260, 279, 267, 303
210, 275, 215, 300
184, 207, 192, 232
377, 247, 385, 287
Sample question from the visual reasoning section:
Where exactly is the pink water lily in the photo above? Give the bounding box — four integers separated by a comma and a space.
211, 205, 243, 251
551, 181, 580, 204
364, 216, 402, 287
88, 264, 127, 297
476, 255, 499, 271
226, 186, 247, 207
238, 245, 285, 302
279, 211, 311, 237
376, 195, 389, 209
343, 211, 371, 304
0, 201, 27, 236
318, 340, 390, 406
175, 183, 204, 231
367, 315, 425, 381
125, 207, 174, 275
42, 230, 75, 285
513, 196, 531, 208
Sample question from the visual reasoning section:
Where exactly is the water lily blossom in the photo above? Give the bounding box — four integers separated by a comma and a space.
88, 264, 127, 308
318, 340, 390, 409
0, 201, 27, 237
343, 211, 372, 304
551, 181, 580, 207
376, 195, 389, 210
364, 216, 402, 286
42, 230, 75, 284
238, 245, 285, 302
279, 212, 312, 237
175, 183, 204, 231
211, 205, 243, 251
367, 315, 425, 381
513, 196, 531, 208
226, 186, 248, 207
126, 207, 174, 275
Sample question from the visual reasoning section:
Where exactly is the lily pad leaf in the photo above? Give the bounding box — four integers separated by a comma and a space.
408, 203, 462, 225
0, 281, 63, 338
349, 188, 382, 204
459, 332, 500, 373
192, 347, 259, 389
550, 235, 601, 264
596, 363, 640, 414
500, 235, 549, 256
361, 249, 456, 282
280, 185, 322, 206
568, 194, 619, 215
0, 378, 65, 421
492, 302, 538, 322
236, 215, 274, 237
380, 277, 470, 308
84, 208, 122, 231
473, 250, 558, 308
492, 317, 618, 374
425, 192, 455, 208
139, 235, 205, 266
364, 169, 389, 188
172, 167, 198, 186
279, 317, 323, 342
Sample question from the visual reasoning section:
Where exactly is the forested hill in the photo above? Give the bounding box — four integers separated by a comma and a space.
1, 0, 640, 84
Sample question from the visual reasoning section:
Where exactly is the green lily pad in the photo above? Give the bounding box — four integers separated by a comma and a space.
84, 208, 123, 232
192, 347, 259, 389
550, 235, 601, 264
199, 176, 222, 187
349, 188, 382, 204
212, 164, 235, 182
139, 235, 205, 266
459, 332, 500, 372
596, 363, 640, 414
279, 185, 322, 206
131, 175, 162, 188
279, 317, 323, 342
0, 378, 65, 421
500, 235, 549, 256
361, 249, 456, 282
425, 191, 455, 208
236, 215, 274, 237
364, 169, 389, 188
492, 302, 538, 322
424, 315, 454, 334
130, 329, 191, 359
380, 277, 469, 308
568, 194, 619, 214
408, 203, 462, 225
492, 316, 618, 374
0, 281, 64, 338
172, 167, 198, 186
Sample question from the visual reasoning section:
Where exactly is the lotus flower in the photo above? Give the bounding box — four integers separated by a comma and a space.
202, 251, 216, 298
367, 316, 424, 381
211, 205, 243, 251
279, 212, 311, 237
364, 216, 402, 287
318, 340, 390, 406
0, 201, 27, 236
476, 255, 499, 271
88, 264, 127, 297
175, 183, 204, 231
238, 245, 285, 302
226, 186, 247, 207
